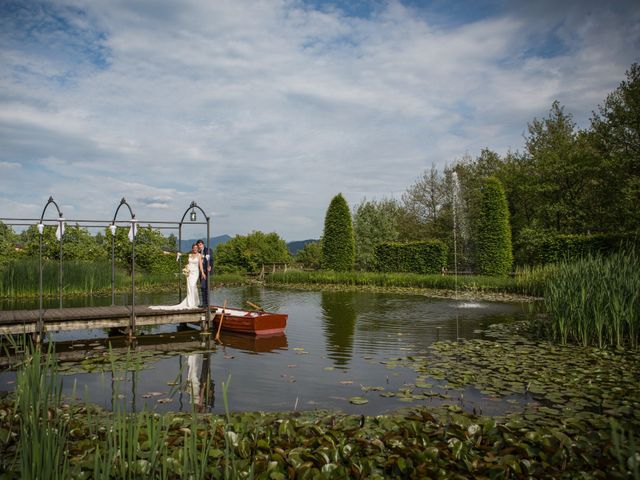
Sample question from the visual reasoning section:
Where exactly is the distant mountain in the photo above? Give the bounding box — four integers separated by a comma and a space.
179, 235, 231, 252
287, 239, 318, 255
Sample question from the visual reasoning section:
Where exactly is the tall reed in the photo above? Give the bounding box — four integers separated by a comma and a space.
14, 342, 70, 479
0, 258, 128, 297
542, 250, 640, 348
0, 258, 191, 297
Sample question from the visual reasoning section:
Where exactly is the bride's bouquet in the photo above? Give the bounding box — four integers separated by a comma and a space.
182, 265, 190, 277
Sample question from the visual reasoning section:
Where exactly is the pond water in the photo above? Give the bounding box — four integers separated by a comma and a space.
0, 287, 536, 416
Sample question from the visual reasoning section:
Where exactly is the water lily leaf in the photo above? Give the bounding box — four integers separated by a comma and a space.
349, 396, 369, 405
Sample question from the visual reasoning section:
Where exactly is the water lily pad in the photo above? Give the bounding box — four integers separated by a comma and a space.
349, 396, 368, 405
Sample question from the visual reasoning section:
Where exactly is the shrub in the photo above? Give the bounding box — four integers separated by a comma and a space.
476, 177, 513, 276
215, 231, 291, 274
514, 230, 639, 266
374, 240, 447, 274
321, 194, 355, 271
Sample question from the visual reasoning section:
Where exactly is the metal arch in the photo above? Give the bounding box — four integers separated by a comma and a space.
177, 201, 211, 328
37, 196, 65, 342
110, 197, 137, 339
39, 196, 63, 223
111, 197, 135, 225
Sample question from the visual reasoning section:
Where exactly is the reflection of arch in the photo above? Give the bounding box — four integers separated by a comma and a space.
110, 198, 137, 337
37, 196, 64, 339
177, 201, 211, 324
321, 291, 357, 368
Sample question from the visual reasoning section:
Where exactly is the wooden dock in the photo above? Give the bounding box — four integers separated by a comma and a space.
0, 305, 210, 335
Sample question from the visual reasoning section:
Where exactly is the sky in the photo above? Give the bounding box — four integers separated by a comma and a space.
1, 0, 639, 241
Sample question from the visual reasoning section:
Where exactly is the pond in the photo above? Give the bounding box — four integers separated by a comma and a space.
0, 287, 536, 416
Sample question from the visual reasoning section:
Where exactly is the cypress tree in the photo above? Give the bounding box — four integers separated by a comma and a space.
321, 193, 355, 271
476, 177, 513, 276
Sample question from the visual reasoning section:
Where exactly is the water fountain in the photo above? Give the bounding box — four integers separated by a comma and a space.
452, 171, 482, 310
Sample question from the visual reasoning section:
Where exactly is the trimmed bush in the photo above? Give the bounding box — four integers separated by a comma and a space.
476, 177, 513, 276
374, 240, 447, 274
321, 194, 355, 271
515, 231, 639, 266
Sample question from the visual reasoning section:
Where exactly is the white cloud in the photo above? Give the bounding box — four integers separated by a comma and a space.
0, 0, 638, 239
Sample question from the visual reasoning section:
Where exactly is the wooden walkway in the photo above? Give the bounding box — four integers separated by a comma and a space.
0, 305, 210, 335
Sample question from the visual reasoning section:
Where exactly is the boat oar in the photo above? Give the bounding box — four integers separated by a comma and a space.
245, 300, 264, 311
215, 300, 227, 342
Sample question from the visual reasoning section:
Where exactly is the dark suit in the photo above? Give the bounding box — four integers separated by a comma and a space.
199, 245, 213, 307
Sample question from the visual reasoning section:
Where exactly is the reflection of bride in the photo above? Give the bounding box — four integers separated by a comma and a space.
185, 352, 214, 412
150, 243, 204, 310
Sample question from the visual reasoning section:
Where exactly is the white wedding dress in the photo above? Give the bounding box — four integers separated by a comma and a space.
150, 254, 200, 310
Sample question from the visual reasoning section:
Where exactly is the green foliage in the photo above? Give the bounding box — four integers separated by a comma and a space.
0, 221, 18, 264
523, 101, 600, 232
352, 198, 400, 270
540, 250, 640, 348
398, 165, 449, 241
476, 177, 513, 276
515, 230, 639, 266
103, 224, 169, 273
374, 240, 447, 274
215, 230, 291, 274
294, 241, 322, 269
321, 193, 355, 272
590, 63, 640, 232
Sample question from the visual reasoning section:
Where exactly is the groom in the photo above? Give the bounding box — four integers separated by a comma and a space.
196, 239, 212, 308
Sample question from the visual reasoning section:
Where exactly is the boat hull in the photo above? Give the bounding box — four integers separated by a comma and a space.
211, 306, 287, 336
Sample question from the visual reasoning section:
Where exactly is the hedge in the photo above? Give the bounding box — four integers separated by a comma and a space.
515, 232, 639, 266
374, 241, 447, 274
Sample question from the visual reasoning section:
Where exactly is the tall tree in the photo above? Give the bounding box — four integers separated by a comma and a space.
590, 63, 640, 231
476, 177, 513, 276
321, 194, 355, 271
352, 198, 400, 270
399, 164, 447, 241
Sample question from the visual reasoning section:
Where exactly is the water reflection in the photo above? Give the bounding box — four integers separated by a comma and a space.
0, 287, 535, 415
184, 352, 215, 412
321, 291, 356, 368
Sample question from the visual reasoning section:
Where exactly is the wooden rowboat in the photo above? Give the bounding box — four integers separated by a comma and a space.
210, 306, 287, 336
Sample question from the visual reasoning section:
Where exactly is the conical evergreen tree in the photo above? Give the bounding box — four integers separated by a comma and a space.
321, 194, 355, 271
476, 177, 513, 276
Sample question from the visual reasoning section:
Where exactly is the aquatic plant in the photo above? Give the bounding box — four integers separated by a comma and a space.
13, 342, 69, 479
542, 250, 640, 348
2, 324, 640, 478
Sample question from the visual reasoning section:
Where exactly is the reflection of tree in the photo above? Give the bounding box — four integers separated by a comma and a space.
185, 352, 215, 412
321, 291, 357, 368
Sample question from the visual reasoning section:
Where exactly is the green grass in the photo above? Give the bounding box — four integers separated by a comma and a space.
266, 269, 519, 293
540, 250, 640, 349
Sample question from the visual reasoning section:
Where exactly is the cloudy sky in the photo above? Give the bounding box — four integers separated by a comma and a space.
1, 0, 638, 241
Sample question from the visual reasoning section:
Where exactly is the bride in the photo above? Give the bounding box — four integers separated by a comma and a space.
150, 243, 205, 310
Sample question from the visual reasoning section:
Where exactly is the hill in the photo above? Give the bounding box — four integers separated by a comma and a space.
287, 239, 318, 255
179, 235, 231, 252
